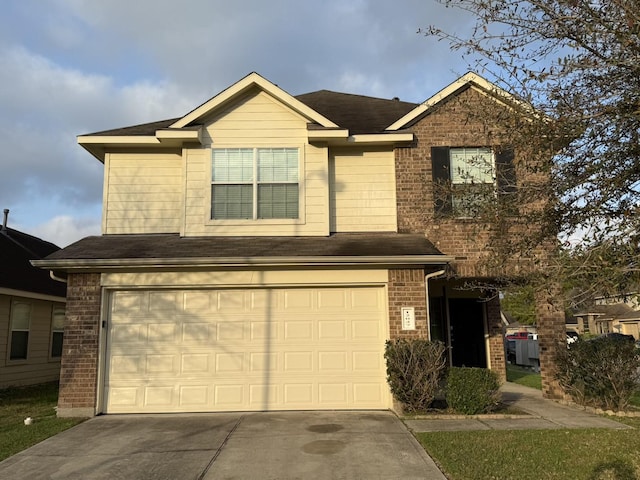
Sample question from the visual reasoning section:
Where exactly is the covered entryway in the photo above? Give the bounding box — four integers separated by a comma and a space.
103, 286, 389, 413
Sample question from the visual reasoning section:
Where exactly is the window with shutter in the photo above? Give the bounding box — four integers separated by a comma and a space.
211, 148, 299, 220
432, 146, 515, 217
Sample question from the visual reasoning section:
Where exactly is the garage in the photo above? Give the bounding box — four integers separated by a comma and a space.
103, 286, 389, 413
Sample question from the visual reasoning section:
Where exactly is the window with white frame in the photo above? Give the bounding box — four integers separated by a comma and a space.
9, 301, 31, 361
449, 147, 495, 216
50, 306, 65, 359
211, 147, 299, 220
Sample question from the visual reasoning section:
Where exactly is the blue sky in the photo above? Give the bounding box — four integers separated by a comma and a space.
0, 0, 474, 246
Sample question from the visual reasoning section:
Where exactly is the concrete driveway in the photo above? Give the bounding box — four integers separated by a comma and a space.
0, 411, 445, 480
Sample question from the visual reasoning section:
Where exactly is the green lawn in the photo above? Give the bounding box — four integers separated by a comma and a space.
0, 383, 85, 461
417, 417, 640, 480
506, 364, 542, 390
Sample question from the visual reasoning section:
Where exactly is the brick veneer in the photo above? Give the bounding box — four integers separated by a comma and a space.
57, 273, 101, 417
536, 284, 566, 399
387, 269, 428, 340
394, 87, 562, 388
486, 295, 506, 380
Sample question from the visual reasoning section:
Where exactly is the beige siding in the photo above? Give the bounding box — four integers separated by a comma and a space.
184, 89, 329, 236
104, 150, 183, 234
330, 148, 397, 232
0, 295, 64, 388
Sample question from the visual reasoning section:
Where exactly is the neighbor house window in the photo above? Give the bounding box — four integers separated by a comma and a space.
50, 306, 65, 359
211, 148, 299, 220
432, 146, 515, 217
9, 301, 31, 361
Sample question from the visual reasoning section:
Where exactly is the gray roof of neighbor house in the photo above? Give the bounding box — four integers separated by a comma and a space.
36, 233, 450, 268
578, 304, 640, 320
82, 90, 418, 137
0, 226, 66, 297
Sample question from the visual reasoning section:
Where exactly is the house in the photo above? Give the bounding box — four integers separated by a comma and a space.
1, 210, 66, 388
571, 303, 640, 339
34, 72, 562, 417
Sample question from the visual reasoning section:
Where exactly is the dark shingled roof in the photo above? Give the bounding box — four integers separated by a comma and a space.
82, 90, 418, 137
0, 227, 66, 297
43, 233, 444, 262
83, 118, 179, 137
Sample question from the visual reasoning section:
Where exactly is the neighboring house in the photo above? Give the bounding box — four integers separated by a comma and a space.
571, 303, 640, 339
1, 210, 66, 388
35, 72, 557, 417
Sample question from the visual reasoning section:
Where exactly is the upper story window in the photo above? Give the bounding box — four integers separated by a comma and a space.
211, 148, 299, 220
432, 146, 515, 217
9, 301, 31, 361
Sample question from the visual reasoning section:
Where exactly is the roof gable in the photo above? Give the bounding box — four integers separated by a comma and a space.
172, 72, 339, 129
386, 72, 530, 131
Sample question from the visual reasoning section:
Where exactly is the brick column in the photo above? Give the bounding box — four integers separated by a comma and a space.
486, 296, 506, 381
536, 282, 566, 399
387, 269, 428, 339
57, 273, 102, 417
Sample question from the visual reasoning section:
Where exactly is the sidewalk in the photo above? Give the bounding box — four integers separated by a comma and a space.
405, 382, 632, 432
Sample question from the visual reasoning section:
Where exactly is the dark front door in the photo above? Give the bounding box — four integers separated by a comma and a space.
448, 298, 487, 368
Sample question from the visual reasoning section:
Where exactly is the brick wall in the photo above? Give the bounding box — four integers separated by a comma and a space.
536, 284, 566, 399
57, 273, 101, 417
394, 86, 563, 392
387, 269, 428, 340
486, 296, 506, 381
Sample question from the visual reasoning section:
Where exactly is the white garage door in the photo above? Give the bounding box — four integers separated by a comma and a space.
104, 286, 389, 413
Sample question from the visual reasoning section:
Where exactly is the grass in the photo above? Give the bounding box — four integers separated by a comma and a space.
417, 417, 640, 480
0, 382, 85, 462
506, 364, 542, 390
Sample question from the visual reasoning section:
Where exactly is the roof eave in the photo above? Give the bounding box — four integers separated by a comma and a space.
33, 255, 453, 272
77, 127, 204, 162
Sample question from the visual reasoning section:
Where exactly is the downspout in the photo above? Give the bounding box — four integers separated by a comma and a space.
424, 269, 446, 340
50, 270, 68, 283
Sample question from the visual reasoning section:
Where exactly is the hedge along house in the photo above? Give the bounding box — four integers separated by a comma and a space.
1, 210, 66, 388
34, 72, 564, 417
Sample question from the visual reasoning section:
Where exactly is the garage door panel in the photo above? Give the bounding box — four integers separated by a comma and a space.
105, 287, 388, 413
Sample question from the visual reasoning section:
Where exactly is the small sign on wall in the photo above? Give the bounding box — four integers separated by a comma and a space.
401, 307, 416, 330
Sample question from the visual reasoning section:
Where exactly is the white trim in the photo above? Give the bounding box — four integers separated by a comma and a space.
0, 287, 66, 303
77, 135, 160, 145
171, 72, 339, 129
33, 255, 453, 271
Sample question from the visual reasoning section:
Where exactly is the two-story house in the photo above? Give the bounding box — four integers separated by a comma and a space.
36, 72, 555, 417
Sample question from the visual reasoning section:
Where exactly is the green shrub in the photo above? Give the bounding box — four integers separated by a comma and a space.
554, 335, 640, 411
384, 339, 447, 412
446, 367, 501, 415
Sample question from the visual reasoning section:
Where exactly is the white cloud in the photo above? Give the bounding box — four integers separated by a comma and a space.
0, 0, 478, 240
26, 215, 101, 248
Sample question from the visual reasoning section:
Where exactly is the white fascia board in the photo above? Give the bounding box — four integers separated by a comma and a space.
0, 287, 66, 303
155, 128, 203, 143
32, 255, 453, 271
77, 135, 160, 145
386, 72, 530, 131
171, 72, 339, 129
348, 133, 414, 144
307, 129, 349, 141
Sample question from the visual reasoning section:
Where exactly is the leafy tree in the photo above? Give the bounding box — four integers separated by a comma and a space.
424, 0, 640, 302
501, 285, 536, 325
